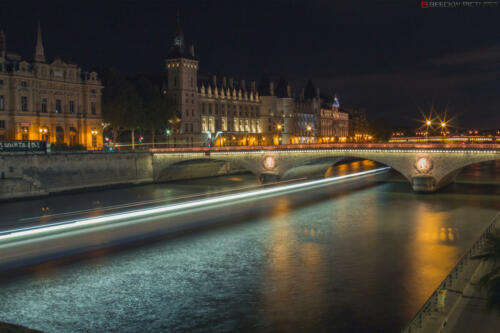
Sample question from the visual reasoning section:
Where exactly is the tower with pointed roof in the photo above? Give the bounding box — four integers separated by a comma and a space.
34, 20, 45, 63
165, 10, 199, 146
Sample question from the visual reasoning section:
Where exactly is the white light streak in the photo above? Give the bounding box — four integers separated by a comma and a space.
0, 167, 390, 242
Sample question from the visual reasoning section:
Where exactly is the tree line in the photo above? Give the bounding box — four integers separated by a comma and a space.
101, 68, 177, 148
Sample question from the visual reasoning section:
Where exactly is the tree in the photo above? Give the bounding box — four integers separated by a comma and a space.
101, 68, 140, 147
134, 76, 176, 148
369, 118, 393, 142
473, 230, 500, 314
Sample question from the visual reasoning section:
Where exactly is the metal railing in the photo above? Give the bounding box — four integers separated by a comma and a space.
401, 211, 500, 333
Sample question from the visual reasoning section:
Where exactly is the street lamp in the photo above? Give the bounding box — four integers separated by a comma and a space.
306, 125, 312, 144
425, 120, 432, 141
276, 123, 283, 145
441, 122, 447, 137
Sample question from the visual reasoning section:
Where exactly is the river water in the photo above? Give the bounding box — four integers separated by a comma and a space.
0, 160, 499, 332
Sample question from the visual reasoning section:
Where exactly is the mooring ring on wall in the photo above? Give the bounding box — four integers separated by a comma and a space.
263, 156, 276, 170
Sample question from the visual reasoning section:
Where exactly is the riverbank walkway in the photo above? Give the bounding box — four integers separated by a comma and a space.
403, 212, 500, 332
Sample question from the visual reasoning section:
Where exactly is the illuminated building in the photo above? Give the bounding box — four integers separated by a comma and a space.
0, 22, 103, 149
318, 96, 349, 142
165, 14, 349, 146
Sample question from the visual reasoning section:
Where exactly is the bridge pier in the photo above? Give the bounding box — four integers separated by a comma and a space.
412, 176, 437, 193
259, 173, 281, 184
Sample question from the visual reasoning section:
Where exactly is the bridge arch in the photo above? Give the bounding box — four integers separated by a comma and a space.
321, 152, 413, 184
154, 157, 261, 183
281, 156, 348, 180
434, 156, 500, 191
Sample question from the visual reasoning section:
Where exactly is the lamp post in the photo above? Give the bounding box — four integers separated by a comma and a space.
441, 122, 447, 136
306, 125, 312, 144
277, 123, 282, 145
165, 128, 171, 147
425, 120, 431, 142
91, 129, 98, 149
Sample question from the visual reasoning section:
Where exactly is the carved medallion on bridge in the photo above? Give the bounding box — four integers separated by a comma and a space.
263, 156, 276, 170
415, 156, 433, 174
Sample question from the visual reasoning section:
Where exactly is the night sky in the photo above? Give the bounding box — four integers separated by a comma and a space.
1, 0, 499, 129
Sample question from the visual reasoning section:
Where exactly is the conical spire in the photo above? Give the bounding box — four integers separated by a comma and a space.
166, 9, 194, 59
174, 9, 184, 48
35, 20, 45, 63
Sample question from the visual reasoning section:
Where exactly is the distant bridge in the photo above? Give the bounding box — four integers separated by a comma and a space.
151, 143, 500, 192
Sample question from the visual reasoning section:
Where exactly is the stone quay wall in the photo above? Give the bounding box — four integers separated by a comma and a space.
0, 152, 248, 201
0, 152, 153, 200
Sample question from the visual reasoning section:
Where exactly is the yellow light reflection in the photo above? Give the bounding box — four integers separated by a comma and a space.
406, 205, 460, 304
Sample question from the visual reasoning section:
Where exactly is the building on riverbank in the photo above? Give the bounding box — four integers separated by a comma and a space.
165, 14, 350, 147
0, 21, 103, 149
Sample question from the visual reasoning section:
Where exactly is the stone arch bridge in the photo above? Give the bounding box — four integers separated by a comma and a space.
152, 144, 500, 193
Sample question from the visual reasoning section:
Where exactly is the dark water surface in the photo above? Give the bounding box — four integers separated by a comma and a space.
0, 160, 499, 332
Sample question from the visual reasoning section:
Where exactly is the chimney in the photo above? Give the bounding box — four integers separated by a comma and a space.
190, 45, 195, 58
223, 77, 227, 87
287, 84, 292, 98
270, 82, 274, 96
212, 74, 217, 86
229, 77, 233, 88
241, 80, 246, 90
251, 81, 256, 91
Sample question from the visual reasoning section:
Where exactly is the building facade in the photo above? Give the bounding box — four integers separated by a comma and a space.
165, 16, 348, 147
0, 22, 103, 149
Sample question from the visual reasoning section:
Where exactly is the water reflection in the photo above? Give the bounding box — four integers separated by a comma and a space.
0, 161, 498, 332
263, 197, 327, 332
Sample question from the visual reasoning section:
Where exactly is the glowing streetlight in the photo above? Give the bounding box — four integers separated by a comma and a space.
306, 125, 312, 132
277, 124, 282, 130
426, 120, 431, 126
441, 122, 446, 128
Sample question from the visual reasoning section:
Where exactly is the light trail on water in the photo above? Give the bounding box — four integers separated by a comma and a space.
0, 167, 390, 243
